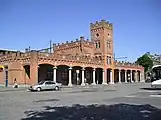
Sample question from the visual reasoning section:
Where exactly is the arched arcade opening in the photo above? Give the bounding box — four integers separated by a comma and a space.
23, 65, 30, 84
56, 65, 69, 85
114, 69, 119, 83
96, 68, 103, 84
72, 66, 82, 85
38, 64, 54, 83
137, 71, 141, 82
121, 70, 125, 82
107, 69, 111, 84
85, 67, 93, 85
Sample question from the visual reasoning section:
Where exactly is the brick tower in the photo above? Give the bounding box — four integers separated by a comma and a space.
90, 20, 114, 83
90, 20, 114, 66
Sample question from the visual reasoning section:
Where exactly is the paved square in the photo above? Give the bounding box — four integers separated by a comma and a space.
0, 83, 161, 120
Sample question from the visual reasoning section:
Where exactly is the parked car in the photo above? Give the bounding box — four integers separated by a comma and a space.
29, 81, 62, 91
151, 79, 161, 88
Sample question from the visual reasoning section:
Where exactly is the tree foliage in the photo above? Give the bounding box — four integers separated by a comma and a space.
136, 53, 153, 72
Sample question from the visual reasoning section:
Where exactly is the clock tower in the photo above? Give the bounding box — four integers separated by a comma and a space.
90, 20, 114, 66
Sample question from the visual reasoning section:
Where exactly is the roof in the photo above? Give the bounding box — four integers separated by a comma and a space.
152, 65, 161, 69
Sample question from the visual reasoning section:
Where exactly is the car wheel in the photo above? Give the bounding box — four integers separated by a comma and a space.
55, 86, 59, 91
37, 87, 41, 92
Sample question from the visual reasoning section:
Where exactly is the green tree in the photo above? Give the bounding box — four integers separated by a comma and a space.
136, 53, 153, 72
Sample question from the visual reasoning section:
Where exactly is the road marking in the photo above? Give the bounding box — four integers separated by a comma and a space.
139, 90, 158, 93
125, 95, 161, 98
125, 95, 136, 98
149, 95, 161, 98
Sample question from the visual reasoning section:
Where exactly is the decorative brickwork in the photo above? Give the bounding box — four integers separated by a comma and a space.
0, 20, 144, 86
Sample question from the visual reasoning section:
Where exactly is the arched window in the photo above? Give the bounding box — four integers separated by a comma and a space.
99, 56, 102, 60
109, 56, 112, 64
98, 42, 100, 48
107, 41, 110, 48
95, 42, 98, 48
95, 41, 100, 48
107, 56, 109, 64
107, 56, 112, 64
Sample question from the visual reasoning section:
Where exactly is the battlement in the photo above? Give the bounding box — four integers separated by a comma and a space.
114, 60, 143, 68
90, 19, 113, 30
0, 50, 25, 57
38, 52, 103, 65
53, 36, 94, 49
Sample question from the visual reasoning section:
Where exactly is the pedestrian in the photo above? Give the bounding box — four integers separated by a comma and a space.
13, 78, 18, 88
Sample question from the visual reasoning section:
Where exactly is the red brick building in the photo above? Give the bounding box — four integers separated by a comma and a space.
0, 20, 144, 87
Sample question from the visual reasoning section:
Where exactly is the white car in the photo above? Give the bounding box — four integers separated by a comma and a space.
151, 79, 161, 88
29, 81, 62, 91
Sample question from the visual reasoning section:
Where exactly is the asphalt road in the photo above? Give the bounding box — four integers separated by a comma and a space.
0, 83, 161, 120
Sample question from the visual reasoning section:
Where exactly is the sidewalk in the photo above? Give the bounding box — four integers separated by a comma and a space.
0, 84, 103, 92
0, 86, 28, 92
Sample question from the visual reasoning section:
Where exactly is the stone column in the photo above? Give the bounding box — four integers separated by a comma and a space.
125, 70, 127, 83
118, 70, 121, 83
53, 66, 57, 82
81, 67, 85, 86
140, 72, 145, 82
92, 68, 96, 85
110, 69, 114, 84
68, 67, 72, 86
135, 72, 138, 82
102, 69, 105, 84
130, 70, 133, 83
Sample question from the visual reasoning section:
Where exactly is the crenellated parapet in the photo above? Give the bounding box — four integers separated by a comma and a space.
38, 52, 103, 65
0, 49, 104, 65
0, 51, 31, 64
53, 36, 94, 50
52, 36, 95, 56
90, 19, 113, 31
114, 60, 143, 69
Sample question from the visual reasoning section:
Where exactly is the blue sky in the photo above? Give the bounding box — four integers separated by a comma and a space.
0, 0, 161, 62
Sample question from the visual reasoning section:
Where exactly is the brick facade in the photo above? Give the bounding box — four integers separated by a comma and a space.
0, 20, 144, 86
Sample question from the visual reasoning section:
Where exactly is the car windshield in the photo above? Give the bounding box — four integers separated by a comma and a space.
38, 81, 44, 85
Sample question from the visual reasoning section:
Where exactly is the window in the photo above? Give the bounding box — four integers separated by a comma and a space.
107, 41, 110, 48
45, 82, 50, 85
96, 33, 99, 37
96, 41, 100, 48
45, 81, 55, 85
98, 42, 100, 48
50, 81, 55, 84
109, 56, 112, 64
107, 56, 109, 64
107, 56, 112, 64
38, 81, 45, 85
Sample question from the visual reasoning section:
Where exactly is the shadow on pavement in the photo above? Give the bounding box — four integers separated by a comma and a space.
22, 103, 161, 120
33, 99, 60, 103
140, 88, 161, 90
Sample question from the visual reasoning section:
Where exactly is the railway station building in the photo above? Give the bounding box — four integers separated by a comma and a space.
0, 20, 144, 87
